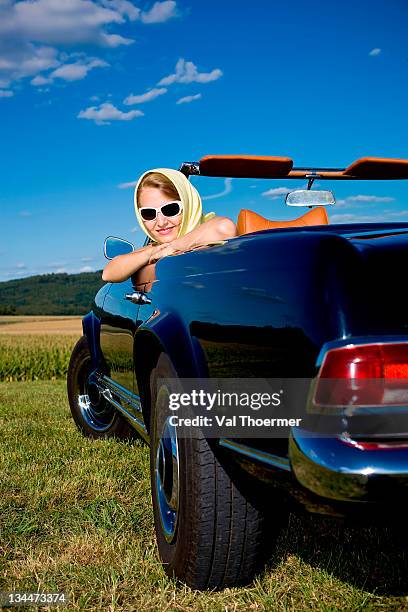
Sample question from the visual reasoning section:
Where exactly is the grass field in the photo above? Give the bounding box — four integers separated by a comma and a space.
1, 381, 408, 611
1, 318, 408, 610
0, 316, 82, 382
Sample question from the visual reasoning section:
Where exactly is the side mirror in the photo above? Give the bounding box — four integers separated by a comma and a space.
104, 236, 134, 260
286, 190, 335, 207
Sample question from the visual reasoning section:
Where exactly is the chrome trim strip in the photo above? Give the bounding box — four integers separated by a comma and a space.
103, 235, 134, 260
95, 375, 149, 441
100, 375, 143, 414
219, 439, 291, 472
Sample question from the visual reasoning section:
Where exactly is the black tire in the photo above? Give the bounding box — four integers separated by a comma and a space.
149, 353, 277, 590
67, 335, 134, 440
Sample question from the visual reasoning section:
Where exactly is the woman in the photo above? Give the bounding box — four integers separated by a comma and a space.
102, 168, 237, 282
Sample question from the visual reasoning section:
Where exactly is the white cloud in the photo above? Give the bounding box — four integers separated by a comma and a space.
0, 0, 134, 47
14, 270, 32, 276
124, 87, 167, 105
331, 210, 408, 223
141, 1, 177, 24
176, 92, 201, 104
31, 75, 50, 85
80, 265, 94, 272
331, 213, 370, 223
16, 262, 26, 269
81, 256, 94, 262
385, 210, 408, 218
158, 58, 223, 86
47, 261, 68, 268
31, 57, 108, 85
118, 180, 137, 189
0, 0, 138, 89
0, 43, 60, 87
346, 194, 394, 203
32, 57, 108, 85
0, 88, 13, 97
202, 178, 232, 201
99, 32, 134, 47
335, 194, 396, 209
369, 48, 381, 56
51, 58, 108, 81
0, 1, 181, 92
78, 101, 144, 125
100, 0, 140, 21
261, 187, 291, 199
6, 269, 32, 278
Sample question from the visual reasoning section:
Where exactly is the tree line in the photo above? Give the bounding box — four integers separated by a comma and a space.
0, 271, 105, 315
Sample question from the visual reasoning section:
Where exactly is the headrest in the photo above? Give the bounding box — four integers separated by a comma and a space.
236, 206, 329, 236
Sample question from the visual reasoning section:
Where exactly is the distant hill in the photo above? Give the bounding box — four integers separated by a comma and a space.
0, 271, 105, 315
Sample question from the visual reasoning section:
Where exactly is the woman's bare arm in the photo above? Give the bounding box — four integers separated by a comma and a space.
102, 245, 154, 283
102, 216, 237, 283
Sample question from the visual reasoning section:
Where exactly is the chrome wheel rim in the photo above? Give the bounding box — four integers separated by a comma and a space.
77, 367, 116, 432
155, 388, 179, 543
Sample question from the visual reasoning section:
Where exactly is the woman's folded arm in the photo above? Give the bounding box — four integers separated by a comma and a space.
102, 216, 237, 283
102, 245, 153, 283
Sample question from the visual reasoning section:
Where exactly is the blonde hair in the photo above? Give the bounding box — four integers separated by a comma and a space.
136, 172, 179, 204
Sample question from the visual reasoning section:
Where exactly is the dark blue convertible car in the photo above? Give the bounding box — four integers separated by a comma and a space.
67, 155, 408, 590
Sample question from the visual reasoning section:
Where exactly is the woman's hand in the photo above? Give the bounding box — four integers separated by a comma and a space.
167, 216, 237, 254
148, 216, 237, 264
148, 242, 180, 264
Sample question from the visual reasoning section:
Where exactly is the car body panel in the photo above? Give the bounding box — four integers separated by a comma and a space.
100, 277, 140, 392
83, 221, 408, 516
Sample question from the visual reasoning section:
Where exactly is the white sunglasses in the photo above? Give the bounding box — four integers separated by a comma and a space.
139, 200, 183, 221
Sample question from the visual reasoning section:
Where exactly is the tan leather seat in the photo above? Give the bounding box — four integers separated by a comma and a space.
236, 206, 329, 236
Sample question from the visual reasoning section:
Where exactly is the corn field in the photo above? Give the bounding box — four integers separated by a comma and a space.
0, 335, 78, 381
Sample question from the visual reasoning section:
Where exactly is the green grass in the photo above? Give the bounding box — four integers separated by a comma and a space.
0, 381, 407, 611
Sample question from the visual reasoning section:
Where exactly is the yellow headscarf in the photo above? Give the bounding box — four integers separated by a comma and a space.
134, 168, 214, 243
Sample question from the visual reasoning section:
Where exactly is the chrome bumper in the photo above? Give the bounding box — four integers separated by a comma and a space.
289, 428, 408, 502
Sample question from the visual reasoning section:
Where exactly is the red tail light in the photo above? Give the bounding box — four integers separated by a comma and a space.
314, 342, 408, 407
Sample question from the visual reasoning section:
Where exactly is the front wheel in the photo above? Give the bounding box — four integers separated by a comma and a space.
149, 353, 279, 589
67, 335, 133, 439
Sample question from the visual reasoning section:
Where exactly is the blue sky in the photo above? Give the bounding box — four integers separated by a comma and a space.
1, 0, 407, 281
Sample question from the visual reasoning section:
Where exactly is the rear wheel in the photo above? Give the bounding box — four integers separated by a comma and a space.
67, 335, 134, 439
149, 353, 279, 589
